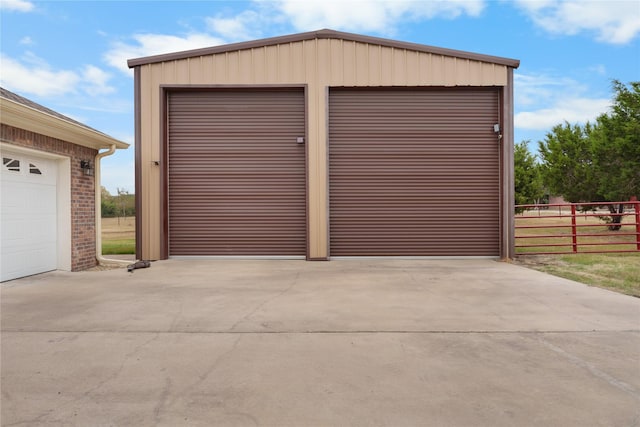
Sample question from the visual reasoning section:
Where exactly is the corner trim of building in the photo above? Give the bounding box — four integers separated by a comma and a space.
134, 67, 143, 261
502, 68, 516, 260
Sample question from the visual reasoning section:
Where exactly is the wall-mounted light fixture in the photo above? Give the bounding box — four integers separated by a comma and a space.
80, 160, 94, 176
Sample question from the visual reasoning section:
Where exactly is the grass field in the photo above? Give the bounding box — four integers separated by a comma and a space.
515, 209, 640, 297
102, 216, 135, 255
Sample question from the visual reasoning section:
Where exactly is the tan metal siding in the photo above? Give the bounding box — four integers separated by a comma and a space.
137, 38, 509, 259
167, 89, 306, 256
329, 88, 500, 256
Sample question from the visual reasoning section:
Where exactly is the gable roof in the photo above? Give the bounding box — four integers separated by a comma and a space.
0, 87, 128, 150
128, 28, 520, 69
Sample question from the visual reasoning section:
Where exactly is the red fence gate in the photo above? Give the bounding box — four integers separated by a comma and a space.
515, 201, 640, 255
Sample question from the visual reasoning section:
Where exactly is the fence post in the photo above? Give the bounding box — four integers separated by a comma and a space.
571, 204, 578, 253
635, 201, 640, 251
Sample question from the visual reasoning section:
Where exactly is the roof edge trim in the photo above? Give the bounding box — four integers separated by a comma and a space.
127, 28, 520, 69
0, 97, 129, 150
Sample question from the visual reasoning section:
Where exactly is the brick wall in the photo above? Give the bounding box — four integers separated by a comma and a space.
1, 124, 99, 271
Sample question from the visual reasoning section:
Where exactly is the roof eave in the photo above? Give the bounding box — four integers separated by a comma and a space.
0, 97, 129, 151
127, 28, 520, 69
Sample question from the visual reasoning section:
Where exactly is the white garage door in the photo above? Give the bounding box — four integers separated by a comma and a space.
1, 151, 58, 281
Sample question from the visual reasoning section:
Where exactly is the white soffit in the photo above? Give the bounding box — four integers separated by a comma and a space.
0, 97, 128, 151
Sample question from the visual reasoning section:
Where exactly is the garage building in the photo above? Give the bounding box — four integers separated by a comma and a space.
1, 88, 129, 281
128, 29, 519, 261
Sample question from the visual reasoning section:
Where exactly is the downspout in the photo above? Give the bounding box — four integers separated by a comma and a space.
95, 145, 132, 266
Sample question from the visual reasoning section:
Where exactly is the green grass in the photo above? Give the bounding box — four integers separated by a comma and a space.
102, 239, 135, 255
514, 210, 640, 296
101, 217, 135, 255
517, 253, 640, 297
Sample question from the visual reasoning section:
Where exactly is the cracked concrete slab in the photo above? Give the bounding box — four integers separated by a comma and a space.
2, 259, 639, 426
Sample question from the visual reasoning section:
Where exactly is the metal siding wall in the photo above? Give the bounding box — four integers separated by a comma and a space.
139, 65, 158, 259
167, 89, 306, 255
329, 88, 500, 256
138, 39, 509, 259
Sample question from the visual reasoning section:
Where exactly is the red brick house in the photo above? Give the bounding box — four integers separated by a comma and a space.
1, 87, 129, 281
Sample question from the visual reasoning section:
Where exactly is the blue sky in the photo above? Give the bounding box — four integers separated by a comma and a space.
1, 0, 639, 194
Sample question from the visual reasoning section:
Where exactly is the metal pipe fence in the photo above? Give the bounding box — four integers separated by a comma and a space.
515, 200, 640, 255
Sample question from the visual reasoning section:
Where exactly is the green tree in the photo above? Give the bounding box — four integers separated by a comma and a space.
591, 80, 640, 201
101, 186, 116, 217
590, 80, 640, 229
538, 121, 599, 203
115, 187, 136, 224
514, 141, 544, 213
537, 80, 640, 230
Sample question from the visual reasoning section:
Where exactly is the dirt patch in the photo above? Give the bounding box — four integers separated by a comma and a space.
85, 255, 136, 272
85, 264, 125, 272
514, 255, 569, 269
102, 216, 135, 240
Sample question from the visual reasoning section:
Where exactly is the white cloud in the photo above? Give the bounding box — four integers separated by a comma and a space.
81, 65, 115, 96
19, 36, 34, 45
104, 33, 226, 74
107, 0, 486, 75
0, 0, 34, 12
515, 98, 611, 130
0, 54, 79, 96
0, 53, 115, 98
513, 0, 640, 44
20, 50, 49, 68
206, 10, 264, 41
514, 73, 585, 106
514, 72, 611, 130
271, 0, 485, 33
588, 64, 607, 76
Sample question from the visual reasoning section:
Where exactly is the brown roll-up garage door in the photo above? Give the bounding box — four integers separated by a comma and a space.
329, 88, 500, 256
167, 89, 306, 256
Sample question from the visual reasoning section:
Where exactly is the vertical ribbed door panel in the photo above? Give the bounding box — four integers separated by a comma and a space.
329, 88, 500, 256
168, 89, 306, 256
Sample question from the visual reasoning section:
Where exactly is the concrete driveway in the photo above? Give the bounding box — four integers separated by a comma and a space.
1, 259, 639, 426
